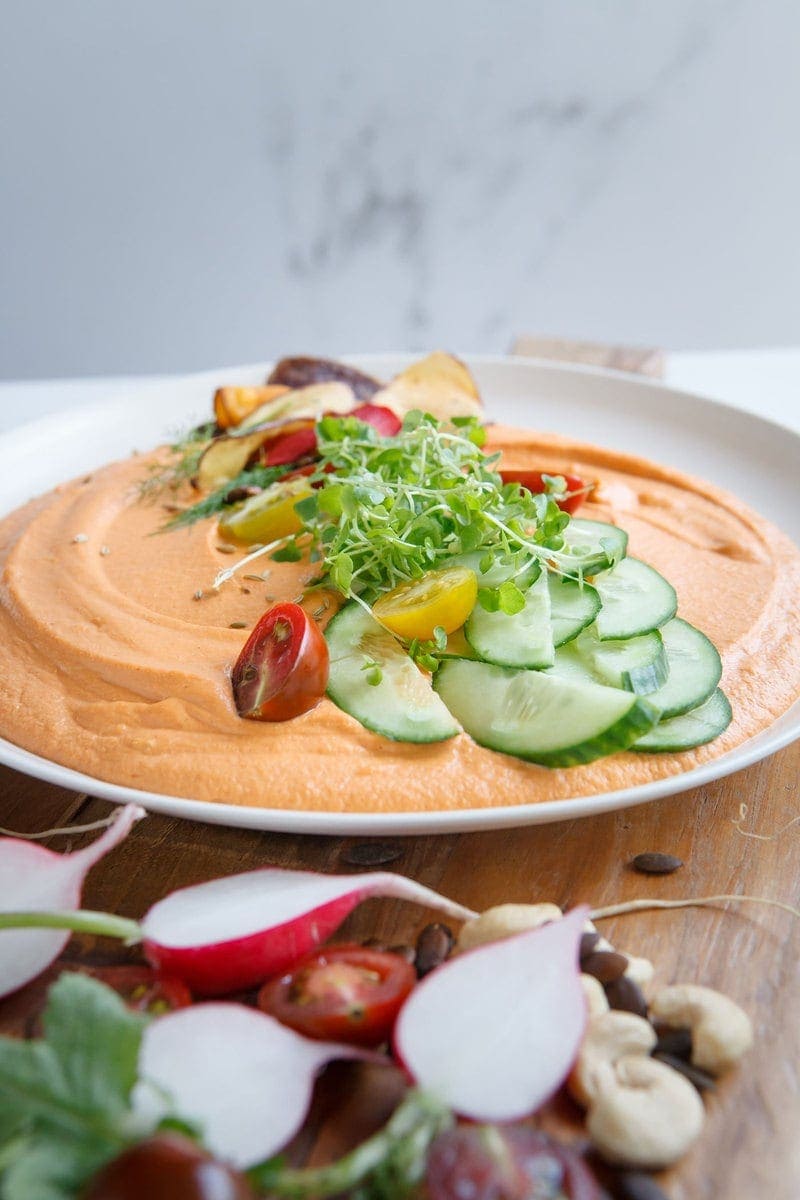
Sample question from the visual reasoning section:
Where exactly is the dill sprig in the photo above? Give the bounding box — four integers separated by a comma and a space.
139, 421, 217, 500
161, 464, 287, 531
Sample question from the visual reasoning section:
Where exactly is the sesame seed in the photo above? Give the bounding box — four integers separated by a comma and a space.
216, 544, 236, 554
72, 534, 89, 544
99, 546, 111, 556
193, 590, 204, 601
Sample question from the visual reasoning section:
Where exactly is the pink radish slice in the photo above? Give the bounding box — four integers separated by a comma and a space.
141, 868, 477, 996
0, 805, 145, 999
394, 906, 588, 1122
134, 1002, 373, 1167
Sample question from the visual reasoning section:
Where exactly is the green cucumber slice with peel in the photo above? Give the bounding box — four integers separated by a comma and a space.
434, 659, 659, 767
548, 627, 668, 695
641, 617, 723, 719
594, 558, 677, 640
559, 518, 628, 577
548, 574, 602, 647
325, 603, 459, 743
633, 688, 732, 752
465, 570, 554, 669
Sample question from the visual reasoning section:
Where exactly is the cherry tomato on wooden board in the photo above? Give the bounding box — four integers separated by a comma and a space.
84, 1134, 255, 1200
81, 966, 192, 1014
499, 469, 592, 515
257, 943, 416, 1046
232, 602, 329, 722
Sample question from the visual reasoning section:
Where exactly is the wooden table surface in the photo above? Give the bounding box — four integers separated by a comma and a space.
1, 344, 798, 1200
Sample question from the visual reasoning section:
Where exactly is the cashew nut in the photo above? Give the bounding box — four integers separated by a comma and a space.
587, 1055, 705, 1168
581, 973, 610, 1020
457, 902, 562, 951
649, 983, 753, 1074
568, 1010, 656, 1107
623, 954, 654, 990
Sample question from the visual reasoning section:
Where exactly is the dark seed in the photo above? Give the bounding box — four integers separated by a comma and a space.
605, 975, 648, 1018
414, 923, 454, 977
387, 943, 416, 963
630, 851, 683, 875
340, 841, 403, 868
579, 930, 601, 961
609, 1170, 671, 1200
653, 1025, 693, 1061
224, 485, 262, 504
582, 949, 629, 984
653, 1051, 716, 1093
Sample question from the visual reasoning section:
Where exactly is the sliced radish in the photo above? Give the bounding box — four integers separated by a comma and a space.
134, 1002, 372, 1167
0, 805, 145, 999
141, 868, 477, 996
394, 906, 588, 1121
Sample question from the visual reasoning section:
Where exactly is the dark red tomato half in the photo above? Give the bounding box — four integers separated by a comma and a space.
264, 425, 318, 467
258, 944, 416, 1046
84, 1134, 255, 1200
499, 469, 592, 515
83, 966, 192, 1014
231, 602, 329, 722
350, 403, 403, 436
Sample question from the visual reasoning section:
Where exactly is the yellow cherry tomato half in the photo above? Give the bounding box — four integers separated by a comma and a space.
218, 477, 313, 545
372, 567, 478, 641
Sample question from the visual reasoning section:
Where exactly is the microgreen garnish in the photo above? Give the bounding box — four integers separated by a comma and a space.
298, 412, 570, 603
361, 659, 383, 686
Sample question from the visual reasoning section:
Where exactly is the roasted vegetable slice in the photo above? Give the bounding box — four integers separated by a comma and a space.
213, 385, 290, 430
268, 356, 382, 402
238, 381, 355, 430
373, 352, 483, 422
196, 429, 274, 492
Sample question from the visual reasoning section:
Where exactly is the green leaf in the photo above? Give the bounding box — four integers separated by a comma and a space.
477, 588, 500, 613
0, 974, 150, 1200
497, 581, 526, 615
271, 539, 302, 563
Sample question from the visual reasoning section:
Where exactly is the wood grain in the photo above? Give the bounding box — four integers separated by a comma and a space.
1, 341, 797, 1199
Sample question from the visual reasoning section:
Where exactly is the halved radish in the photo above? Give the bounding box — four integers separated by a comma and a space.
141, 868, 477, 995
0, 805, 145, 999
134, 1002, 374, 1167
393, 906, 588, 1121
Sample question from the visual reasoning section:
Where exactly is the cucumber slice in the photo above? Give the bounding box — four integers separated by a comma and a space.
325, 603, 459, 743
578, 626, 668, 693
547, 627, 668, 694
633, 688, 732, 752
594, 558, 677, 640
560, 519, 628, 577
548, 574, 601, 647
434, 659, 659, 767
642, 617, 723, 719
464, 570, 554, 669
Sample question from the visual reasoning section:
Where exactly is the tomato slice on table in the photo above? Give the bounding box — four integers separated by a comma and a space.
257, 944, 416, 1046
83, 966, 192, 1014
373, 566, 478, 641
232, 602, 329, 722
499, 469, 592, 515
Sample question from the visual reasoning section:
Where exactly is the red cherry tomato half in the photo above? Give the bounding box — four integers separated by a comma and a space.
82, 966, 192, 1014
231, 602, 329, 722
264, 425, 318, 467
84, 1134, 255, 1200
350, 403, 402, 436
257, 943, 417, 1046
499, 469, 592, 515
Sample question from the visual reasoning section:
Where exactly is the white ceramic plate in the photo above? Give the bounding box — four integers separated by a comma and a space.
1, 355, 798, 835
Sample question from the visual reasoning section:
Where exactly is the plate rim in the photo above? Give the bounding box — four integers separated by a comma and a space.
1, 353, 798, 835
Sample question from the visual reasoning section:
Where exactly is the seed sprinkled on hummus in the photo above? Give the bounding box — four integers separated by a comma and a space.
71, 534, 89, 544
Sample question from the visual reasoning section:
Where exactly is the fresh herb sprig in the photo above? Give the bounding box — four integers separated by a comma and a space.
139, 421, 217, 500
161, 464, 287, 531
294, 412, 570, 606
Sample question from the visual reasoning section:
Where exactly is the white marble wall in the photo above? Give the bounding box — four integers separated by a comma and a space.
1, 0, 798, 378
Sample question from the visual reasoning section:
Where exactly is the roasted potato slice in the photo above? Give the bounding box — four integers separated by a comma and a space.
267, 356, 382, 403
372, 352, 483, 422
195, 429, 273, 492
214, 385, 290, 430
237, 381, 355, 430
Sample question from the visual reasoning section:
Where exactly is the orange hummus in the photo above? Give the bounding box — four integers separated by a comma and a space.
1, 425, 800, 813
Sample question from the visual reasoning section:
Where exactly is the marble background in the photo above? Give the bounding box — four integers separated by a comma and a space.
1, 0, 798, 378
